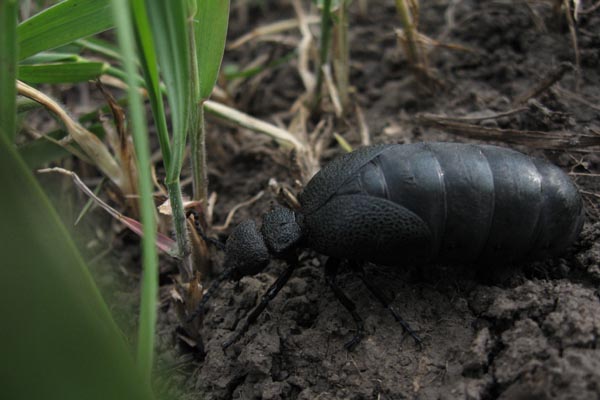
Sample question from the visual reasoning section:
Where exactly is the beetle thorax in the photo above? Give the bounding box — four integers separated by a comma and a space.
261, 206, 303, 255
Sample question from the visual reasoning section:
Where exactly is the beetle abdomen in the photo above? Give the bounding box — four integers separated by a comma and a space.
300, 143, 584, 264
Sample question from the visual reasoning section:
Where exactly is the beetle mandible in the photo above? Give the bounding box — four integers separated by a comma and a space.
190, 142, 585, 350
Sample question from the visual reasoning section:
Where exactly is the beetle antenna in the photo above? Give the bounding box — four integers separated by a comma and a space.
186, 210, 226, 252
186, 266, 234, 323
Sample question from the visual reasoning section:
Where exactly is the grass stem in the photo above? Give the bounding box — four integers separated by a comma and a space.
165, 179, 193, 281
111, 0, 159, 384
314, 0, 333, 109
395, 0, 420, 67
333, 0, 350, 112
191, 103, 208, 203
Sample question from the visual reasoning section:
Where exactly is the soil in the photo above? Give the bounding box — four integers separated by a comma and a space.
95, 1, 600, 399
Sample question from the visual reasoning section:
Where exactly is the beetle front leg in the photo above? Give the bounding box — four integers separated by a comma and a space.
350, 262, 422, 347
325, 258, 364, 351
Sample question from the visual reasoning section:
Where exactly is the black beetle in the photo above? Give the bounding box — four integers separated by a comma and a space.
191, 142, 584, 350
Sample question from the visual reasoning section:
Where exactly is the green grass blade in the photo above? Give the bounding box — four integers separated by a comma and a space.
0, 0, 18, 142
20, 51, 80, 64
75, 37, 123, 61
141, 0, 193, 275
193, 0, 230, 100
144, 0, 191, 180
131, 0, 172, 169
18, 61, 109, 83
189, 0, 229, 202
111, 0, 159, 383
106, 65, 148, 88
18, 0, 114, 61
0, 136, 154, 400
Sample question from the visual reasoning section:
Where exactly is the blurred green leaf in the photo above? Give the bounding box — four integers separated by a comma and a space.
314, 0, 343, 9
0, 135, 155, 400
18, 61, 109, 83
111, 0, 160, 383
16, 96, 41, 113
18, 0, 113, 61
223, 51, 295, 80
18, 131, 70, 167
0, 0, 18, 142
17, 125, 105, 168
193, 0, 230, 100
333, 132, 353, 152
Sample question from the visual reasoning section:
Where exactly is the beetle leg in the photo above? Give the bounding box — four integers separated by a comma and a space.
325, 258, 365, 351
222, 256, 298, 349
186, 209, 226, 251
186, 267, 234, 323
350, 262, 422, 347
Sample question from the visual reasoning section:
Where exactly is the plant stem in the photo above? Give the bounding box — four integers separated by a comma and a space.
110, 0, 159, 386
165, 178, 193, 281
333, 0, 350, 112
204, 100, 305, 150
17, 81, 124, 187
395, 0, 420, 66
314, 0, 333, 107
191, 102, 208, 203
187, 13, 208, 205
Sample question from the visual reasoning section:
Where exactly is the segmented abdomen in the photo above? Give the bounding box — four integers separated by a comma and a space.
335, 143, 584, 262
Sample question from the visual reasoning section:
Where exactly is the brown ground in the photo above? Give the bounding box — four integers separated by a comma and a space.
99, 1, 600, 399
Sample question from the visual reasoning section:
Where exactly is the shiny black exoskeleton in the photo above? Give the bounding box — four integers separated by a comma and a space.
193, 142, 585, 349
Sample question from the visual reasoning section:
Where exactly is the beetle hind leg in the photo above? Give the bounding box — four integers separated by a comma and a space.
351, 262, 422, 347
325, 258, 365, 350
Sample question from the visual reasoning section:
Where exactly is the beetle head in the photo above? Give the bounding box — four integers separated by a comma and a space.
225, 219, 270, 280
223, 206, 303, 280
188, 207, 303, 325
